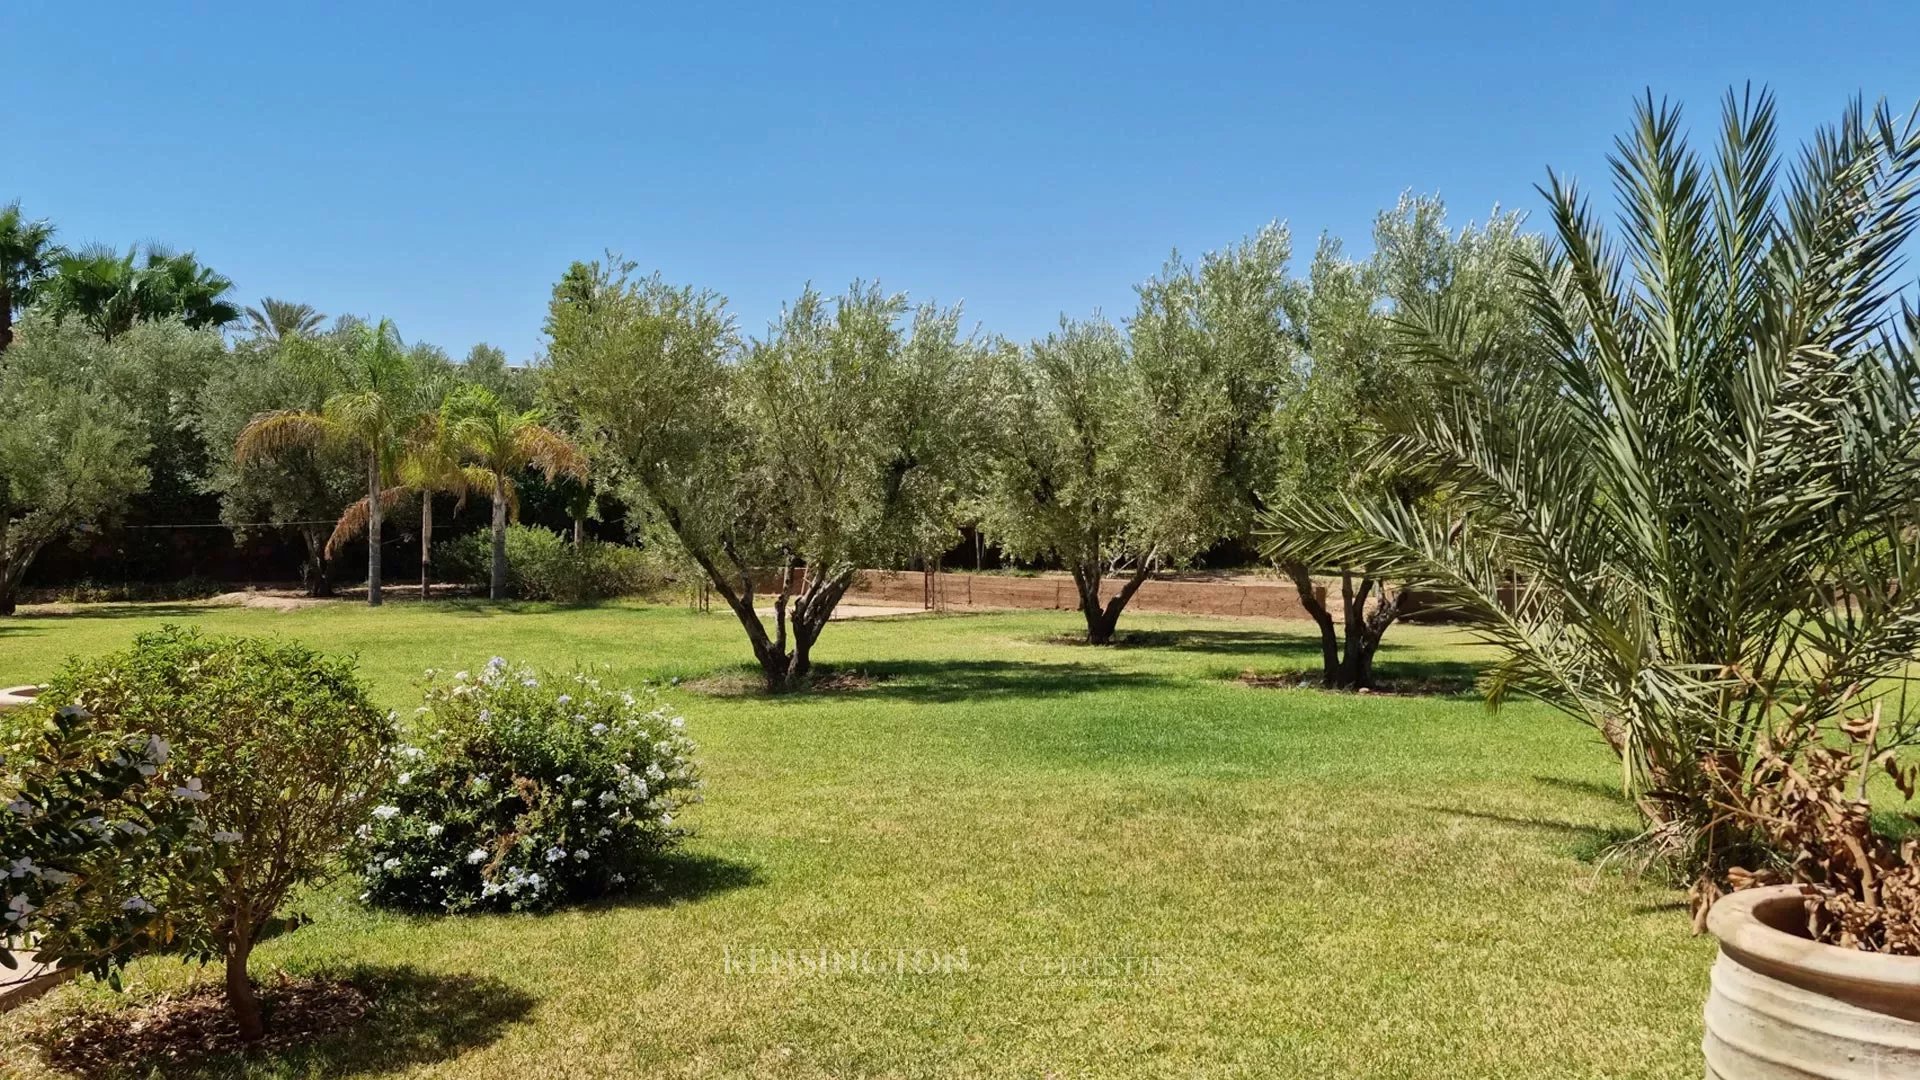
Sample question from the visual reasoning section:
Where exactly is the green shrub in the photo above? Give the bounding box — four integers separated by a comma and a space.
431, 525, 669, 602
13, 627, 394, 1038
0, 703, 214, 986
359, 657, 699, 913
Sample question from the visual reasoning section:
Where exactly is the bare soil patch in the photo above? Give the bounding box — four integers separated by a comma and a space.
35, 974, 368, 1076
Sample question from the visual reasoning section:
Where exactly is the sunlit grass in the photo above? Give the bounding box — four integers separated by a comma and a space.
0, 601, 1710, 1078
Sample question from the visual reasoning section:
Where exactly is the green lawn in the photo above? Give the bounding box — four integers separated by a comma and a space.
0, 601, 1708, 1078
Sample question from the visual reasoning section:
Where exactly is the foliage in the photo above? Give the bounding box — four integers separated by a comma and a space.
241, 297, 325, 342
0, 316, 153, 614
0, 200, 61, 353
543, 260, 982, 690
1264, 90, 1920, 895
446, 384, 588, 600
979, 226, 1294, 643
1258, 196, 1536, 688
432, 525, 670, 602
29, 626, 394, 1037
358, 657, 698, 913
0, 702, 216, 986
196, 333, 365, 596
1725, 697, 1919, 953
39, 243, 238, 339
236, 319, 420, 606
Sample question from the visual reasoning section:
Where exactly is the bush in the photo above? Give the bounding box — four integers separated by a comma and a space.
431, 525, 669, 602
10, 626, 395, 1038
0, 703, 214, 986
359, 657, 699, 913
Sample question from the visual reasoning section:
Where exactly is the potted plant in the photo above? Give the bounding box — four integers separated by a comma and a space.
1701, 706, 1919, 1077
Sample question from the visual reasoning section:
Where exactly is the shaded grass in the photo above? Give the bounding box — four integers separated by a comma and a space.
0, 602, 1710, 1078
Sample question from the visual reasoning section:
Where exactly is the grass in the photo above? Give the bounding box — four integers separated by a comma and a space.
0, 601, 1710, 1078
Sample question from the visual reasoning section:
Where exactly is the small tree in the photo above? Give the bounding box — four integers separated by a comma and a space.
29, 627, 394, 1039
980, 226, 1295, 643
544, 262, 979, 690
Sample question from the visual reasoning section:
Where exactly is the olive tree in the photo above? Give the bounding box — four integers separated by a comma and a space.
1259, 196, 1535, 688
544, 261, 980, 691
979, 226, 1295, 643
0, 316, 160, 614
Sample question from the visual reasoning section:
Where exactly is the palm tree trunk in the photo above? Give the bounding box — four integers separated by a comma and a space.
490, 477, 508, 600
366, 450, 383, 607
420, 494, 433, 600
0, 283, 14, 354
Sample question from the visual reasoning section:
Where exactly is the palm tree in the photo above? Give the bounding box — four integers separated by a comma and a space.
1264, 89, 1920, 897
243, 297, 325, 342
448, 385, 588, 599
0, 200, 61, 353
235, 320, 418, 606
325, 405, 486, 598
41, 243, 238, 338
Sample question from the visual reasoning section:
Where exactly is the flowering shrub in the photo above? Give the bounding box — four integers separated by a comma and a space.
359, 657, 699, 913
1, 703, 218, 986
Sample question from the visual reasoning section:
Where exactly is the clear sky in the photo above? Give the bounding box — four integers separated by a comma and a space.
8, 2, 1919, 363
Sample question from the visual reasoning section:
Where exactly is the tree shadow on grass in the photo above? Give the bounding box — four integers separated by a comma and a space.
828, 658, 1178, 705
1047, 627, 1332, 659
8, 603, 221, 624
31, 963, 534, 1080
1423, 804, 1642, 865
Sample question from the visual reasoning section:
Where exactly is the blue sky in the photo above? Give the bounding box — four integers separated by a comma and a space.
8, 2, 1919, 363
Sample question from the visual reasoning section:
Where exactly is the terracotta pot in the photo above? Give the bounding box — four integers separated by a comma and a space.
1703, 884, 1920, 1078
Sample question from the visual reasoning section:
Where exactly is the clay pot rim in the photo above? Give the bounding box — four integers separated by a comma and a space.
1709, 883, 1920, 993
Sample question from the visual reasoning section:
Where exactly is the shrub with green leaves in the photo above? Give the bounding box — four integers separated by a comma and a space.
1, 703, 216, 987
359, 657, 699, 913
14, 626, 394, 1038
432, 525, 669, 602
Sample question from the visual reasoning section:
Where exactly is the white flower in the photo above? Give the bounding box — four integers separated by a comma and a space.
144, 735, 170, 765
355, 823, 373, 841
121, 896, 156, 915
557, 694, 571, 705
467, 848, 489, 864
659, 813, 673, 826
522, 677, 539, 688
6, 893, 38, 922
571, 798, 587, 809
430, 865, 451, 878
397, 772, 412, 786
4, 800, 32, 818
382, 857, 402, 871
171, 777, 209, 802
39, 868, 73, 885
426, 824, 444, 838
372, 805, 401, 820
555, 774, 574, 786
454, 670, 470, 682
398, 745, 426, 761
669, 716, 685, 729
8, 858, 41, 879
609, 872, 626, 885
597, 790, 617, 805
544, 846, 566, 863
573, 848, 590, 861
478, 709, 492, 723
212, 831, 242, 844
590, 723, 609, 736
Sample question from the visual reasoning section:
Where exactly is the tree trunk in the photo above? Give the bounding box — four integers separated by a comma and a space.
301, 528, 335, 598
420, 494, 434, 600
489, 478, 508, 600
0, 508, 14, 616
225, 928, 264, 1041
573, 515, 584, 549
365, 451, 383, 607
1284, 561, 1340, 683
1072, 560, 1154, 645
0, 283, 13, 354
